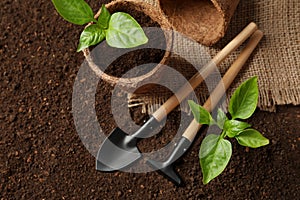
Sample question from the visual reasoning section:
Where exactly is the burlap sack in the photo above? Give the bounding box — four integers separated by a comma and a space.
128, 0, 300, 112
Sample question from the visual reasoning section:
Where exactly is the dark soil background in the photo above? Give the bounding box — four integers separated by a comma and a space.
1, 0, 299, 199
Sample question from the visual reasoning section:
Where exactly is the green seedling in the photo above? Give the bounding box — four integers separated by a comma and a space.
52, 0, 148, 52
189, 76, 269, 184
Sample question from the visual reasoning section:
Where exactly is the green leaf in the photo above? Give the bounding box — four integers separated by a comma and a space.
77, 25, 105, 52
97, 5, 111, 29
106, 12, 148, 48
224, 119, 251, 138
216, 109, 228, 129
236, 129, 269, 148
200, 134, 232, 184
52, 0, 96, 25
188, 100, 215, 125
229, 76, 259, 120
200, 134, 220, 158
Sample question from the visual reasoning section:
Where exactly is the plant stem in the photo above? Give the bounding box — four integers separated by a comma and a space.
220, 130, 227, 139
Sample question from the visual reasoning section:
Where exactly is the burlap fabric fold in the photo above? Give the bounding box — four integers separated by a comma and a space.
128, 0, 300, 112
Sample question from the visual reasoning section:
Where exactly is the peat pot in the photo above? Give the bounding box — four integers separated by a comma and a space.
158, 0, 240, 46
83, 0, 173, 93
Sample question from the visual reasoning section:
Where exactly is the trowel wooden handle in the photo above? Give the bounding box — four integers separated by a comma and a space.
182, 30, 264, 141
152, 22, 258, 122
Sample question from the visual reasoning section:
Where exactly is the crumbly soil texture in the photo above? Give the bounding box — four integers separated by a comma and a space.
1, 0, 299, 199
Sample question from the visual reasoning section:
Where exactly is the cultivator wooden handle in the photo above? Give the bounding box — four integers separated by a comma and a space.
152, 22, 258, 122
183, 30, 264, 141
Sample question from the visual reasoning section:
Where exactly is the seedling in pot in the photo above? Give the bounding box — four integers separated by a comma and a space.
189, 76, 269, 184
52, 0, 148, 52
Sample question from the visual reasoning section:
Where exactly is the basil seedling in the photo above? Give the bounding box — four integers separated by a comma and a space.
52, 0, 148, 52
189, 76, 269, 184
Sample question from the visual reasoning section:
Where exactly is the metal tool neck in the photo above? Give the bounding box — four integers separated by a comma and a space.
131, 116, 161, 139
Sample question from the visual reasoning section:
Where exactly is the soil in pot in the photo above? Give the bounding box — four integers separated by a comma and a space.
90, 3, 167, 78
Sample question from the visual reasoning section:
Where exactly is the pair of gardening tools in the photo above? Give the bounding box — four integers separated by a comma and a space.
96, 22, 263, 185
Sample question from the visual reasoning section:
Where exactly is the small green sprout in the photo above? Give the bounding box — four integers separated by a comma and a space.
52, 0, 148, 52
189, 76, 269, 184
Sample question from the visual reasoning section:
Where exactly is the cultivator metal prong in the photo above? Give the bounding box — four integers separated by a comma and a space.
147, 137, 191, 186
